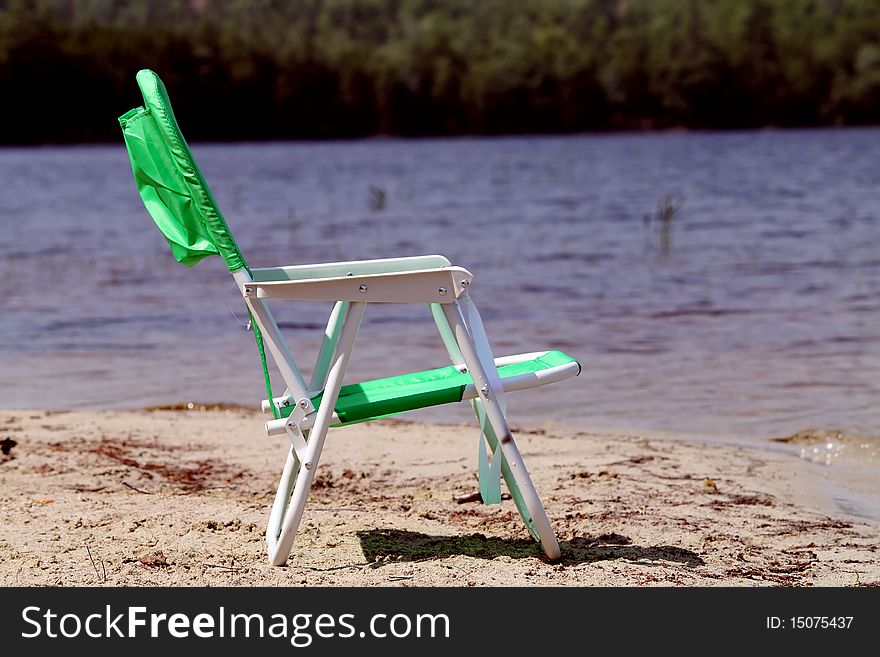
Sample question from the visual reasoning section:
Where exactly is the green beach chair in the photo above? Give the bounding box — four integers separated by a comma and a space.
119, 69, 580, 565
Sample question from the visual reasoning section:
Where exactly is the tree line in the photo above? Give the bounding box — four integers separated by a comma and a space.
2, 0, 880, 143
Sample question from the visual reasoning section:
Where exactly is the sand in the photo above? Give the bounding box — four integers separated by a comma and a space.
0, 409, 877, 587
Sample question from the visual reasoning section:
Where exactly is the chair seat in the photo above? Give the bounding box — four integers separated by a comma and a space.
285, 350, 579, 425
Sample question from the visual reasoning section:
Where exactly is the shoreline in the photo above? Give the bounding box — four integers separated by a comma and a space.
1, 409, 877, 586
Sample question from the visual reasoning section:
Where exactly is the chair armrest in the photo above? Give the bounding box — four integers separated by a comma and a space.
250, 255, 453, 282
242, 266, 473, 304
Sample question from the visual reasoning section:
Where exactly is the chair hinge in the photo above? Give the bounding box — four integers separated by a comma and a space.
284, 398, 316, 461
285, 418, 308, 461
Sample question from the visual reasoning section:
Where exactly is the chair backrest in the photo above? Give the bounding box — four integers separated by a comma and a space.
118, 69, 247, 273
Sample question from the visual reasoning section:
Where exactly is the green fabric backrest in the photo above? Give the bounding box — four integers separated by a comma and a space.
118, 69, 247, 272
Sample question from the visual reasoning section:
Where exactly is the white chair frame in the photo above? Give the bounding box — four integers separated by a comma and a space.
232, 255, 572, 565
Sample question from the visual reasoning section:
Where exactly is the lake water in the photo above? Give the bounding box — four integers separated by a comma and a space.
1, 130, 878, 514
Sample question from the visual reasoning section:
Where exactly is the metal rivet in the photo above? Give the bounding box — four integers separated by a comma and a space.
359, 284, 368, 293
281, 399, 290, 407
244, 286, 254, 295
438, 287, 448, 296
461, 279, 470, 287
299, 399, 309, 409
304, 461, 313, 470
480, 385, 489, 395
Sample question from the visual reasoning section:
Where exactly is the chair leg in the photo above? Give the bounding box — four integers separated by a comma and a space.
266, 301, 366, 566
430, 302, 465, 366
266, 444, 300, 553
267, 448, 320, 566
440, 296, 561, 560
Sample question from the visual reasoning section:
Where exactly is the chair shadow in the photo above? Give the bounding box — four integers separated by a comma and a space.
357, 529, 704, 567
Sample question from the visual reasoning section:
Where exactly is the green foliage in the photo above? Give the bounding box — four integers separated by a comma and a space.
1, 0, 880, 142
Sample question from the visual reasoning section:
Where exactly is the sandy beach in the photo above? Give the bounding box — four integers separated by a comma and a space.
0, 408, 877, 587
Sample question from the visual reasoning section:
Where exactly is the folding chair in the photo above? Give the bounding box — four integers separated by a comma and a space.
119, 70, 580, 565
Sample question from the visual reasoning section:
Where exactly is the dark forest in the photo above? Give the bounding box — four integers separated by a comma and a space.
3, 0, 880, 143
